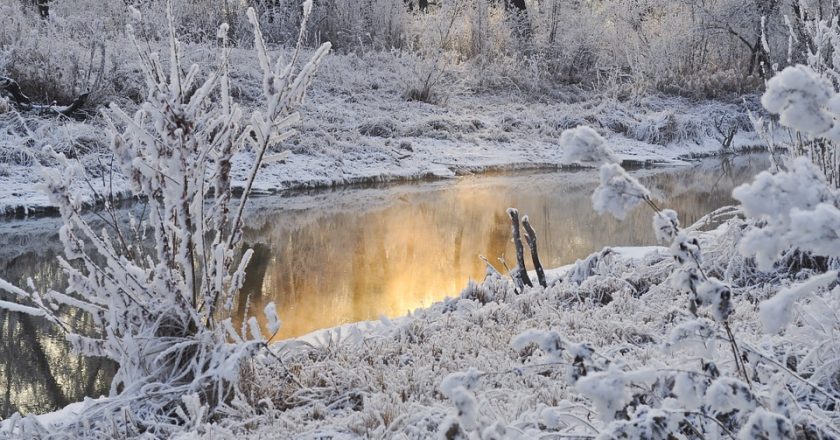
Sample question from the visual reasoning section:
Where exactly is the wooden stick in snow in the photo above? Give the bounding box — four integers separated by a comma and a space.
507, 208, 532, 289
522, 215, 547, 287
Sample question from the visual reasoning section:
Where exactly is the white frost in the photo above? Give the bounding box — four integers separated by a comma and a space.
759, 270, 838, 334
264, 302, 281, 335
559, 126, 617, 166
652, 209, 679, 243
591, 163, 651, 220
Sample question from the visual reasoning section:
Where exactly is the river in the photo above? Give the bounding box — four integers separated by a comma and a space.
0, 153, 768, 418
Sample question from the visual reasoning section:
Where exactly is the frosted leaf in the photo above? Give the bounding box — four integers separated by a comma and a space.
264, 302, 281, 335
737, 408, 795, 440
705, 377, 758, 414
449, 387, 478, 431
592, 163, 651, 220
696, 278, 733, 322
733, 157, 830, 222
599, 406, 680, 440
440, 368, 483, 397
539, 407, 563, 430
567, 342, 595, 360
652, 209, 679, 243
511, 329, 564, 362
128, 6, 142, 21
437, 417, 467, 439
759, 271, 837, 334
739, 227, 788, 272
217, 23, 230, 41
248, 317, 263, 341
671, 267, 700, 294
480, 423, 508, 440
303, 0, 314, 16
670, 232, 702, 266
559, 126, 617, 166
733, 157, 834, 269
762, 65, 834, 136
663, 318, 716, 354
787, 203, 840, 258
673, 372, 704, 410
576, 367, 631, 422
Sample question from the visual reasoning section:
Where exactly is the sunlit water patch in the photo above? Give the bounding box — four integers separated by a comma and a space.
0, 154, 768, 418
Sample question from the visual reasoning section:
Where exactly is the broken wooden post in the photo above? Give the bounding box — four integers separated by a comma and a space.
507, 208, 532, 289
0, 76, 88, 117
522, 215, 547, 287
0, 76, 32, 106
37, 0, 50, 19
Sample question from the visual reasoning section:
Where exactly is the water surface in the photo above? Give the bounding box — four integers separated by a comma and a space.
0, 154, 768, 418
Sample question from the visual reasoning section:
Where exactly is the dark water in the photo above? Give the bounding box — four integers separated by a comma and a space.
0, 154, 768, 419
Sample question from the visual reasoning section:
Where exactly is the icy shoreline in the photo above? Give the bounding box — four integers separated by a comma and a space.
0, 128, 760, 217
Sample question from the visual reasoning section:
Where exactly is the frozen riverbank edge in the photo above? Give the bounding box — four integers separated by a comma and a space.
0, 132, 761, 217
0, 90, 762, 217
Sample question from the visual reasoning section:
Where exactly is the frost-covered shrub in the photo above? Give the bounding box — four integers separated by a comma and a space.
591, 164, 651, 220
628, 111, 705, 146
0, 112, 105, 169
558, 125, 616, 166
358, 117, 399, 138
762, 65, 836, 137
0, 4, 329, 436
0, 1, 138, 108
733, 157, 838, 270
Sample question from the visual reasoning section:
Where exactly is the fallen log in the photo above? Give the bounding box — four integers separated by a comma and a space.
0, 76, 88, 117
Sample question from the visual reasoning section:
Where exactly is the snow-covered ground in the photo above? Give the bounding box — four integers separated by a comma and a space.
0, 47, 762, 215
7, 23, 838, 438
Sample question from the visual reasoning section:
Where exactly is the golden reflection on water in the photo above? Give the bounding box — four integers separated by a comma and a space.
237, 156, 769, 340
0, 155, 768, 418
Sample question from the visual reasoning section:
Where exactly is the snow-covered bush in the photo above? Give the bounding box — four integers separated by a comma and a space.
0, 3, 329, 436
733, 156, 838, 270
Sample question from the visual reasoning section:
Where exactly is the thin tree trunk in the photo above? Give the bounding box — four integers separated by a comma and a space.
507, 208, 532, 289
522, 215, 547, 287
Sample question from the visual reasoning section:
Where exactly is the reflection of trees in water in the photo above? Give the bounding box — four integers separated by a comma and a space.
0, 251, 116, 419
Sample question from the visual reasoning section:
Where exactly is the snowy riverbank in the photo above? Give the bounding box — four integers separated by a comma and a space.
0, 48, 763, 216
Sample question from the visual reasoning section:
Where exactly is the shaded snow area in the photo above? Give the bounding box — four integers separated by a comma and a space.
0, 49, 761, 215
